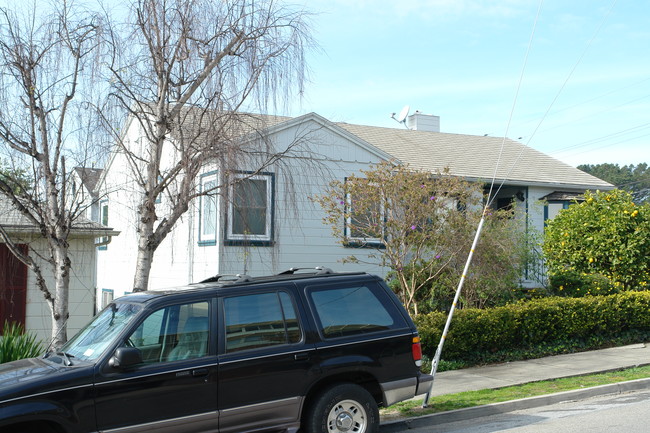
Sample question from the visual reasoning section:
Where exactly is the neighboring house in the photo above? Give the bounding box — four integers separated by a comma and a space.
70, 167, 104, 223
0, 197, 119, 343
95, 111, 612, 304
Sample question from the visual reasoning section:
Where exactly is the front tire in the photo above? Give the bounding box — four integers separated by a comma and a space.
305, 383, 379, 433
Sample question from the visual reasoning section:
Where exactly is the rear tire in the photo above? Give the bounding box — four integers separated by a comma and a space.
305, 383, 378, 433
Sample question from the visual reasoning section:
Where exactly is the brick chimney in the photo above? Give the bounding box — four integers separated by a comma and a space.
407, 111, 440, 132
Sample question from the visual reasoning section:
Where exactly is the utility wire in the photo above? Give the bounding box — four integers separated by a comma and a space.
485, 0, 543, 208
422, 0, 545, 409
491, 0, 619, 204
423, 0, 620, 408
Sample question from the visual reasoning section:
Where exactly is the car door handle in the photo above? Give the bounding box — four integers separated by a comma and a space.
294, 353, 310, 361
192, 368, 209, 377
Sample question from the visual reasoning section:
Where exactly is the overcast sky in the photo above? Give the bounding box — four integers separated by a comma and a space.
292, 0, 650, 167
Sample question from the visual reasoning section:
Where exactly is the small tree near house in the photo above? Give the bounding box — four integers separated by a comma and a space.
544, 189, 650, 293
314, 161, 484, 315
314, 161, 532, 315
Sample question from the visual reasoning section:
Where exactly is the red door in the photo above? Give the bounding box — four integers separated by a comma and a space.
0, 243, 28, 331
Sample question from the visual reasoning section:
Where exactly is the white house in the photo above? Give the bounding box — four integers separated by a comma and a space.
94, 111, 612, 306
0, 197, 119, 343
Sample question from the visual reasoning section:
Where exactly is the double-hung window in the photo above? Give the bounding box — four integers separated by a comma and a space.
345, 179, 384, 245
226, 173, 274, 245
199, 172, 218, 245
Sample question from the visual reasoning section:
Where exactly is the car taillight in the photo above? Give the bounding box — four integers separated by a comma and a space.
412, 336, 423, 367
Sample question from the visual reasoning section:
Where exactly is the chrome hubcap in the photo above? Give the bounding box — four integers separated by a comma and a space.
336, 412, 354, 430
327, 400, 367, 433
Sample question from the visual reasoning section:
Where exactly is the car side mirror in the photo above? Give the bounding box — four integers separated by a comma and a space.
109, 347, 143, 370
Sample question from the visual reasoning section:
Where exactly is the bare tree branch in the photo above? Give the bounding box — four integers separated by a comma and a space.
99, 0, 315, 291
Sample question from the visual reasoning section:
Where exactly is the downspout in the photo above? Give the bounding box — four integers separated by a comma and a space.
188, 200, 195, 283
94, 236, 113, 248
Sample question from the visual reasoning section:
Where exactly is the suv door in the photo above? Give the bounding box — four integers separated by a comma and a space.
217, 287, 315, 433
94, 299, 219, 433
304, 279, 418, 402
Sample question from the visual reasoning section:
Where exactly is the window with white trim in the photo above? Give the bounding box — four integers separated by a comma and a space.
226, 173, 274, 245
98, 199, 109, 250
199, 172, 218, 245
345, 180, 384, 245
101, 289, 114, 309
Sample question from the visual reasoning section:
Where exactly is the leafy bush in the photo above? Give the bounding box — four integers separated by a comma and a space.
548, 270, 618, 297
0, 321, 44, 364
396, 207, 540, 313
543, 189, 650, 291
414, 291, 650, 367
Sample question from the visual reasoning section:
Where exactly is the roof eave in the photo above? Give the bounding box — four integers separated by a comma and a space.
461, 176, 614, 190
1, 226, 120, 238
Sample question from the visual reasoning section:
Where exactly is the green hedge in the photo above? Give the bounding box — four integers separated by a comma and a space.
413, 291, 650, 366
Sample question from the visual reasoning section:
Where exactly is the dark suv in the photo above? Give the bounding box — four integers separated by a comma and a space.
0, 268, 432, 433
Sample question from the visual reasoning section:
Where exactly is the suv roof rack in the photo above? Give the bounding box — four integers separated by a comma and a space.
193, 267, 365, 287
199, 274, 252, 284
277, 266, 334, 276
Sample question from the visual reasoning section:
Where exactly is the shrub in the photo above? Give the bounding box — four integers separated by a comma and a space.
0, 321, 44, 364
543, 189, 650, 291
414, 291, 650, 366
548, 270, 618, 297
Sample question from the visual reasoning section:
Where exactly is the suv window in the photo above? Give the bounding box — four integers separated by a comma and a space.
308, 283, 406, 338
224, 291, 301, 353
127, 301, 210, 363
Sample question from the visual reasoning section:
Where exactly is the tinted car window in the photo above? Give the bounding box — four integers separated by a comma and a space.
61, 303, 142, 361
127, 301, 210, 363
279, 291, 301, 344
224, 291, 301, 353
308, 283, 406, 338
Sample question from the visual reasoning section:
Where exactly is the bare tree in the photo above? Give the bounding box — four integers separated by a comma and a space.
102, 0, 314, 291
0, 2, 106, 348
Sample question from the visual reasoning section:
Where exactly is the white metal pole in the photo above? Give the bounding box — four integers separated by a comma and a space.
422, 215, 486, 407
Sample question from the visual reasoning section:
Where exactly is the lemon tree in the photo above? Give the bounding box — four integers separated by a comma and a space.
543, 189, 650, 292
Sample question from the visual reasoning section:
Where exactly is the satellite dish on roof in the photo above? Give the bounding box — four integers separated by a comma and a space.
396, 105, 410, 123
390, 105, 411, 129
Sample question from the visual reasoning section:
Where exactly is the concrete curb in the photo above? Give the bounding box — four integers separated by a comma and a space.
379, 377, 650, 432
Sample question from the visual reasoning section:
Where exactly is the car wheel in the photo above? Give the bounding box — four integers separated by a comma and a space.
305, 383, 378, 433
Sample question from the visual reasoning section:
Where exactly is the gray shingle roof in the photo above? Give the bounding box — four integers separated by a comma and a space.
73, 167, 103, 197
335, 122, 612, 189
167, 108, 292, 145
0, 196, 118, 236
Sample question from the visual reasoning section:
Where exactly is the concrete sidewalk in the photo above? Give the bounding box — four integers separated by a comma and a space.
424, 342, 650, 397
380, 343, 650, 432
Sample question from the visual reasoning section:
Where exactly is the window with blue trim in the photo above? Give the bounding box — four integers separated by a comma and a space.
98, 200, 109, 250
155, 175, 163, 204
226, 173, 274, 246
199, 172, 218, 245
544, 201, 569, 222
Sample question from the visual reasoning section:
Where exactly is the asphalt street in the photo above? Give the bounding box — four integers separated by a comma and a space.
391, 389, 650, 433
380, 343, 650, 432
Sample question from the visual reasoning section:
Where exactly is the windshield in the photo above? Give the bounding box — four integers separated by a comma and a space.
60, 302, 142, 362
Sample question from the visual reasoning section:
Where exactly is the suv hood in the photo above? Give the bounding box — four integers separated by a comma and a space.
0, 357, 93, 403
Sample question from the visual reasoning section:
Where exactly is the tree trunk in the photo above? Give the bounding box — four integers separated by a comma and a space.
133, 228, 155, 292
50, 246, 70, 349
